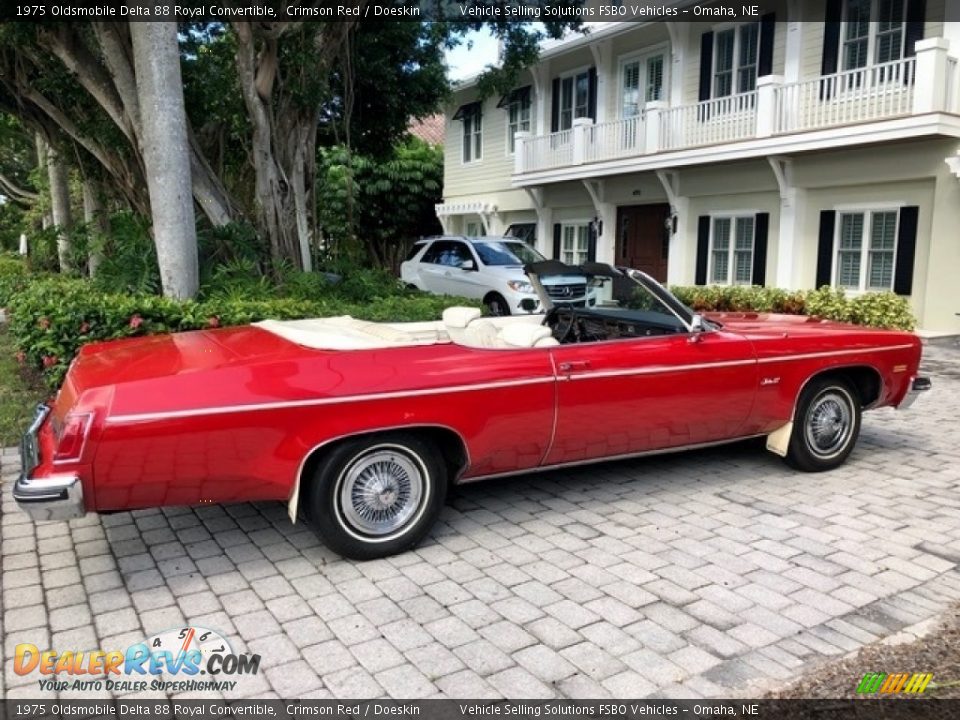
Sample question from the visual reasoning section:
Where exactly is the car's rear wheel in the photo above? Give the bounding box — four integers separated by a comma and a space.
485, 293, 511, 316
307, 433, 447, 560
785, 377, 861, 472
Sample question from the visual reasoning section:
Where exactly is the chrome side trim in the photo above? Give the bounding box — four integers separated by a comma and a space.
106, 343, 914, 425
108, 376, 557, 425
460, 434, 767, 483
756, 344, 915, 364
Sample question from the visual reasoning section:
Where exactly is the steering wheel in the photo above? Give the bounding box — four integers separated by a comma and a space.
551, 309, 578, 344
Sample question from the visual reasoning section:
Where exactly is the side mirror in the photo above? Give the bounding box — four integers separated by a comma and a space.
519, 298, 538, 313
459, 259, 477, 271
688, 314, 705, 343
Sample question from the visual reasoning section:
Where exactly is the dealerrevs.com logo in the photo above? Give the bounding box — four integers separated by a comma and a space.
14, 627, 260, 693
856, 672, 934, 695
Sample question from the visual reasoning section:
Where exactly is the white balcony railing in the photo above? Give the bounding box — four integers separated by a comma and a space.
514, 39, 956, 176
583, 115, 645, 164
774, 57, 916, 134
658, 92, 759, 151
521, 129, 573, 171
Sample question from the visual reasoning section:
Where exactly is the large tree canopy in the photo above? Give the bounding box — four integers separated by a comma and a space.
0, 11, 584, 294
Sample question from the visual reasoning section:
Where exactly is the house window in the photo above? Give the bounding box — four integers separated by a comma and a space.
841, 0, 907, 70
559, 70, 591, 130
621, 53, 666, 118
834, 210, 899, 291
710, 216, 755, 285
714, 24, 760, 97
454, 103, 482, 163
561, 223, 590, 265
506, 90, 531, 154
465, 220, 482, 237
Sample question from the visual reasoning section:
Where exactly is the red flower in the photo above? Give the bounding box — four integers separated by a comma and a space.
42, 355, 58, 368
207, 316, 220, 328
79, 322, 90, 334
129, 314, 143, 329
15, 351, 25, 365
38, 317, 50, 330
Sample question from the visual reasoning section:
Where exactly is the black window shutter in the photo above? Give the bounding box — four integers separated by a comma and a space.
905, 0, 926, 57
752, 213, 769, 286
587, 222, 597, 263
815, 210, 836, 288
894, 206, 919, 296
759, 14, 776, 78
821, 0, 842, 76
553, 223, 562, 260
551, 78, 560, 133
587, 67, 598, 121
695, 216, 710, 285
699, 32, 714, 102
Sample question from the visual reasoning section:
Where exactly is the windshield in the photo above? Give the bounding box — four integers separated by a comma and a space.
474, 241, 546, 266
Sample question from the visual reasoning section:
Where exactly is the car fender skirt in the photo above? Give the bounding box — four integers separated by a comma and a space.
766, 421, 793, 457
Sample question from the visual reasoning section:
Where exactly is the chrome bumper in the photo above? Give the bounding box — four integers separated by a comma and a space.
13, 404, 86, 521
898, 376, 932, 411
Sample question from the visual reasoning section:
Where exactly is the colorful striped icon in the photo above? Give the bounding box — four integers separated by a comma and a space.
856, 672, 934, 694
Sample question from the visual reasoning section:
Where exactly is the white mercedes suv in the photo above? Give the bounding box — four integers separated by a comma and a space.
401, 236, 599, 315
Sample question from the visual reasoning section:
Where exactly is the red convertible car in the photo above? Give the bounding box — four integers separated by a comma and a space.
16, 262, 930, 559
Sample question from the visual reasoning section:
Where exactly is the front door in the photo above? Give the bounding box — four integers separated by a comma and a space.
616, 204, 671, 282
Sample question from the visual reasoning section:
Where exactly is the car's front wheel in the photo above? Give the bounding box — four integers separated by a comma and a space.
307, 433, 447, 560
785, 377, 862, 472
485, 293, 511, 316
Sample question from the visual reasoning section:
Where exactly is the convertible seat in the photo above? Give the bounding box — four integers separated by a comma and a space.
500, 323, 556, 348
254, 316, 441, 350
442, 306, 483, 344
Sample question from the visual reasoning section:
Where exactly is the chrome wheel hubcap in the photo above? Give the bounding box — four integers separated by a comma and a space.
339, 449, 424, 536
805, 391, 852, 458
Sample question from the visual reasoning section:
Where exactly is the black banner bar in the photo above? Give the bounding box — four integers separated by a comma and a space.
1, 699, 959, 720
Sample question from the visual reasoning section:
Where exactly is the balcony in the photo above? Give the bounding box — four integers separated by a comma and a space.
514, 40, 960, 181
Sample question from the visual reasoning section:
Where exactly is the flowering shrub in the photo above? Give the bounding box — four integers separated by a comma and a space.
7, 276, 479, 388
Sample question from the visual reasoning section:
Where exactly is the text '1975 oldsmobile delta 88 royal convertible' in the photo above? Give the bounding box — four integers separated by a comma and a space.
16, 262, 930, 559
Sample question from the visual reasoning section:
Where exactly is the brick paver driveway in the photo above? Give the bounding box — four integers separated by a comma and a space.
3, 341, 958, 700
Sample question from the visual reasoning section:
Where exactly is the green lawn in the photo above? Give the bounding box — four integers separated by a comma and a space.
0, 325, 46, 448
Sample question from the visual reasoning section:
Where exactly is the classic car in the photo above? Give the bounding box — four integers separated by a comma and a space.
15, 262, 930, 559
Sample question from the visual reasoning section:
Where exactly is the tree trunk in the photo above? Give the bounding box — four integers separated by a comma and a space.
82, 179, 107, 276
131, 22, 198, 300
46, 145, 73, 272
34, 134, 53, 230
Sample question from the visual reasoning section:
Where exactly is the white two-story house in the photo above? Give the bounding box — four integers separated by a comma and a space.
437, 1, 960, 332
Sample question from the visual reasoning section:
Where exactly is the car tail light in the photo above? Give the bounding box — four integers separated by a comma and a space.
54, 412, 93, 463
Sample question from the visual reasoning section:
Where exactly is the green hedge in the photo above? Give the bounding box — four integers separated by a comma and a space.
667, 285, 915, 332
7, 276, 480, 388
0, 256, 30, 307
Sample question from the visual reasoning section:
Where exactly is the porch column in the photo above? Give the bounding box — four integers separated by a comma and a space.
594, 203, 617, 264
666, 197, 691, 287
514, 131, 530, 174
756, 76, 783, 138
913, 38, 949, 114
535, 206, 554, 258
572, 117, 593, 165
775, 188, 807, 290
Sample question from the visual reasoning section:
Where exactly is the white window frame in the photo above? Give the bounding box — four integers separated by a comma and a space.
464, 219, 483, 237
460, 106, 482, 165
708, 213, 757, 286
832, 207, 901, 293
712, 22, 761, 98
839, 0, 908, 71
560, 221, 591, 265
618, 45, 670, 119
505, 92, 532, 156
557, 66, 592, 131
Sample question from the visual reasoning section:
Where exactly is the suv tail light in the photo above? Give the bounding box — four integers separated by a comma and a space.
54, 413, 93, 463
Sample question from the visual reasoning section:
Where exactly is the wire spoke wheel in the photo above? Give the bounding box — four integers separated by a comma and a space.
338, 448, 424, 537
804, 391, 853, 458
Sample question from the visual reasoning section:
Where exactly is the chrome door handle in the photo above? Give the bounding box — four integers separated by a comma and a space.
559, 360, 591, 373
